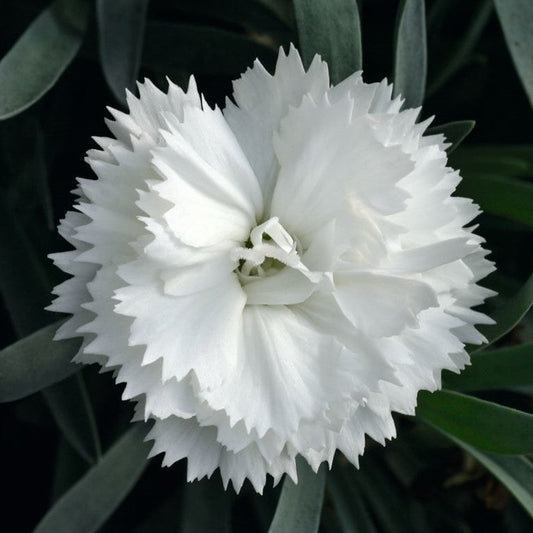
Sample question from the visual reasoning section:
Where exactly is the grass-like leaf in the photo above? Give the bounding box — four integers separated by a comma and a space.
474, 272, 533, 351
426, 120, 475, 153
393, 0, 427, 108
458, 173, 533, 229
34, 424, 150, 533
443, 344, 533, 391
43, 373, 102, 465
0, 0, 90, 120
170, 0, 291, 35
180, 477, 232, 533
143, 22, 278, 74
427, 0, 492, 96
0, 321, 79, 403
417, 389, 533, 454
438, 431, 533, 521
293, 0, 362, 84
494, 0, 533, 110
451, 144, 533, 179
328, 467, 378, 533
269, 458, 326, 533
356, 455, 422, 533
97, 0, 149, 104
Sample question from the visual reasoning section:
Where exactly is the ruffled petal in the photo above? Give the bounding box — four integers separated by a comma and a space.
224, 44, 330, 204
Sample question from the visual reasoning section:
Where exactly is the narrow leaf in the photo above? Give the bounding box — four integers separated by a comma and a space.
293, 0, 362, 83
170, 0, 291, 35
393, 0, 427, 108
51, 438, 89, 502
97, 0, 149, 104
417, 389, 533, 454
356, 455, 415, 533
142, 22, 278, 74
34, 424, 150, 533
494, 0, 533, 109
269, 459, 326, 533
0, 0, 90, 120
474, 272, 533, 351
180, 477, 231, 533
457, 442, 533, 521
0, 321, 79, 403
0, 196, 52, 336
426, 120, 475, 153
444, 344, 533, 391
458, 173, 533, 228
328, 467, 377, 533
436, 430, 533, 521
43, 373, 102, 465
451, 144, 533, 179
427, 0, 492, 96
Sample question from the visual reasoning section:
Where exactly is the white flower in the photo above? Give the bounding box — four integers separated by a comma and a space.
49, 45, 495, 493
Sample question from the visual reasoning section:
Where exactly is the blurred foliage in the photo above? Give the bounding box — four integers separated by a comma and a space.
0, 0, 532, 532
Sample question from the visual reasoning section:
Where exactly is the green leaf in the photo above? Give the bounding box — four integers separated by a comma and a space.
451, 145, 533, 179
0, 0, 90, 120
458, 173, 533, 228
328, 467, 377, 533
43, 372, 102, 465
97, 0, 149, 104
142, 22, 278, 74
439, 431, 533, 521
474, 272, 533, 351
426, 120, 475, 153
494, 0, 533, 110
51, 438, 89, 503
427, 0, 492, 96
0, 196, 52, 336
393, 0, 427, 108
269, 458, 326, 533
34, 424, 150, 533
170, 0, 292, 35
180, 477, 232, 533
444, 344, 533, 391
356, 455, 417, 533
0, 321, 79, 403
417, 389, 533, 454
293, 0, 362, 84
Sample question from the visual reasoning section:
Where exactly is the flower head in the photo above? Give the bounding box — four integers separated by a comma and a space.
49, 45, 495, 493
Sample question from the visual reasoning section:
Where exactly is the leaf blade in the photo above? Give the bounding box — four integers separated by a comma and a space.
0, 0, 90, 120
417, 389, 533, 454
494, 0, 533, 110
457, 445, 533, 521
97, 0, 149, 104
293, 0, 362, 84
474, 272, 533, 351
34, 424, 150, 533
393, 0, 427, 108
269, 459, 326, 533
142, 22, 278, 75
443, 344, 533, 391
0, 321, 79, 403
458, 173, 533, 228
43, 373, 102, 464
426, 120, 475, 153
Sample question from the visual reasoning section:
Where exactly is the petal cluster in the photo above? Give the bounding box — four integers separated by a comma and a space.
49, 45, 495, 492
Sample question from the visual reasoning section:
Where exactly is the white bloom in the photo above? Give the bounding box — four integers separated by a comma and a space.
49, 45, 495, 493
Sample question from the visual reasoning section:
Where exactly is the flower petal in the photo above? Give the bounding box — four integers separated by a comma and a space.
334, 272, 438, 337
114, 274, 246, 388
224, 44, 329, 204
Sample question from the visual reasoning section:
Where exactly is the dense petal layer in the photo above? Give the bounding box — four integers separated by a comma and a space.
49, 46, 494, 494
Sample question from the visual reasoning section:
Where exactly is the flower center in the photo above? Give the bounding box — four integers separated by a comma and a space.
231, 217, 302, 280
230, 218, 334, 306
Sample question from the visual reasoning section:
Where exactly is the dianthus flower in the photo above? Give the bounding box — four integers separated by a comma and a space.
49, 45, 494, 493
